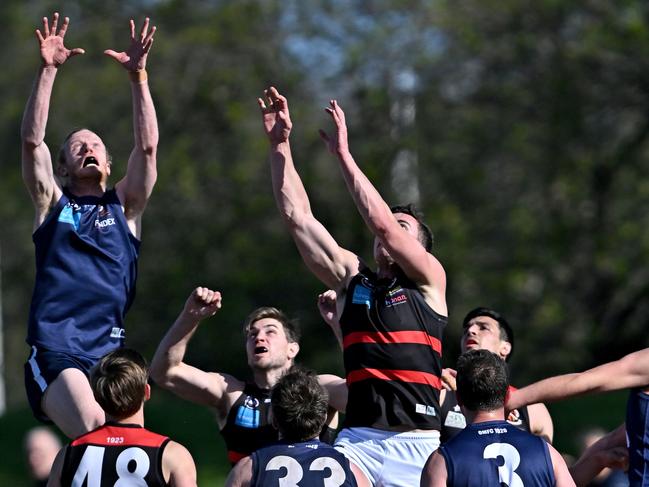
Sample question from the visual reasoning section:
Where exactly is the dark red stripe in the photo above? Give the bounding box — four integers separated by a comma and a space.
343, 331, 441, 354
347, 368, 442, 389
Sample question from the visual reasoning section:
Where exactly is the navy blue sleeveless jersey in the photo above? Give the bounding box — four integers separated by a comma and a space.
251, 439, 358, 487
61, 423, 169, 486
440, 420, 555, 487
340, 268, 446, 430
626, 388, 649, 486
27, 188, 139, 359
441, 388, 532, 442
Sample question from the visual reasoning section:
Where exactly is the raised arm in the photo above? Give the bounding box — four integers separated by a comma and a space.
320, 100, 446, 314
150, 287, 243, 412
108, 18, 158, 236
21, 13, 84, 228
259, 87, 361, 291
508, 348, 649, 410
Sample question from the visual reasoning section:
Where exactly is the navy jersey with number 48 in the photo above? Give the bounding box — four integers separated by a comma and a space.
440, 420, 555, 487
251, 439, 357, 487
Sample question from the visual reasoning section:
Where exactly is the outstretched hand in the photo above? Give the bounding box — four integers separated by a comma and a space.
104, 18, 156, 72
36, 12, 85, 67
183, 287, 222, 320
258, 86, 293, 145
319, 100, 350, 157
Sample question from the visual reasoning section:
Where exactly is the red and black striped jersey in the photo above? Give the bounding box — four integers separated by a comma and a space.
61, 422, 169, 486
340, 269, 447, 430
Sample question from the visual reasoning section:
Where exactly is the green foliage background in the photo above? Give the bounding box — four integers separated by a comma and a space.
1, 0, 647, 483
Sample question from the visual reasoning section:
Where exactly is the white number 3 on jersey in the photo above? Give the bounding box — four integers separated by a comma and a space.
483, 442, 524, 487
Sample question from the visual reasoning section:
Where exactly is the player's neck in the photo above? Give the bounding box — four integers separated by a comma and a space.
466, 408, 505, 424
107, 408, 145, 427
253, 364, 291, 390
66, 178, 107, 198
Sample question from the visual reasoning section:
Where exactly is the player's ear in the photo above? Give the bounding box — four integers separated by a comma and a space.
499, 341, 512, 360
287, 342, 299, 360
144, 383, 151, 402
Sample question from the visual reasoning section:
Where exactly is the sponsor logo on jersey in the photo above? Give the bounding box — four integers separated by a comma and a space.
110, 327, 125, 339
416, 403, 437, 416
235, 396, 261, 429
444, 411, 467, 429
58, 203, 81, 231
384, 287, 408, 307
352, 284, 372, 308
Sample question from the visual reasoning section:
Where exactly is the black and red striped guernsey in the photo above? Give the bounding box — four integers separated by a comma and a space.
340, 269, 447, 430
61, 422, 169, 486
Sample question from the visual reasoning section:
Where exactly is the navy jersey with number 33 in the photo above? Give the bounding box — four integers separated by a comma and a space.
251, 439, 357, 487
440, 420, 555, 487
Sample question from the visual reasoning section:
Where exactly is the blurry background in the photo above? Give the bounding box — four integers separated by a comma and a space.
1, 0, 646, 483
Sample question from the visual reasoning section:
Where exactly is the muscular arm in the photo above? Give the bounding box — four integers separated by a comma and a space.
150, 288, 243, 412
509, 349, 649, 410
321, 101, 446, 314
21, 14, 84, 228
528, 402, 554, 443
108, 19, 158, 237
549, 444, 577, 487
420, 451, 448, 487
163, 441, 197, 487
260, 87, 360, 291
225, 455, 253, 487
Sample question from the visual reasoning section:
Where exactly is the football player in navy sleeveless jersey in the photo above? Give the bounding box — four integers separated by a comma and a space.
47, 348, 196, 487
150, 287, 341, 465
225, 368, 369, 487
21, 12, 159, 438
439, 307, 554, 443
260, 87, 446, 486
421, 350, 574, 487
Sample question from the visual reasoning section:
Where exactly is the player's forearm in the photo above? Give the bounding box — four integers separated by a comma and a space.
336, 149, 394, 238
150, 312, 200, 382
130, 72, 159, 155
270, 141, 313, 224
21, 66, 58, 146
511, 373, 590, 409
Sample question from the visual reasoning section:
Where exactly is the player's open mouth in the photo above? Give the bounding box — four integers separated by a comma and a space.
464, 339, 478, 347
83, 156, 98, 167
254, 346, 268, 354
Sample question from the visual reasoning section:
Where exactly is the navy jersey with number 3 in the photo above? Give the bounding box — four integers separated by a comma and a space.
251, 439, 357, 487
440, 420, 555, 487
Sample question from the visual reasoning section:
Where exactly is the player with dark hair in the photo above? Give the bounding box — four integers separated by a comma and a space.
440, 307, 554, 442
225, 368, 369, 487
421, 350, 574, 487
150, 287, 339, 465
21, 12, 159, 438
259, 87, 446, 486
47, 348, 196, 486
